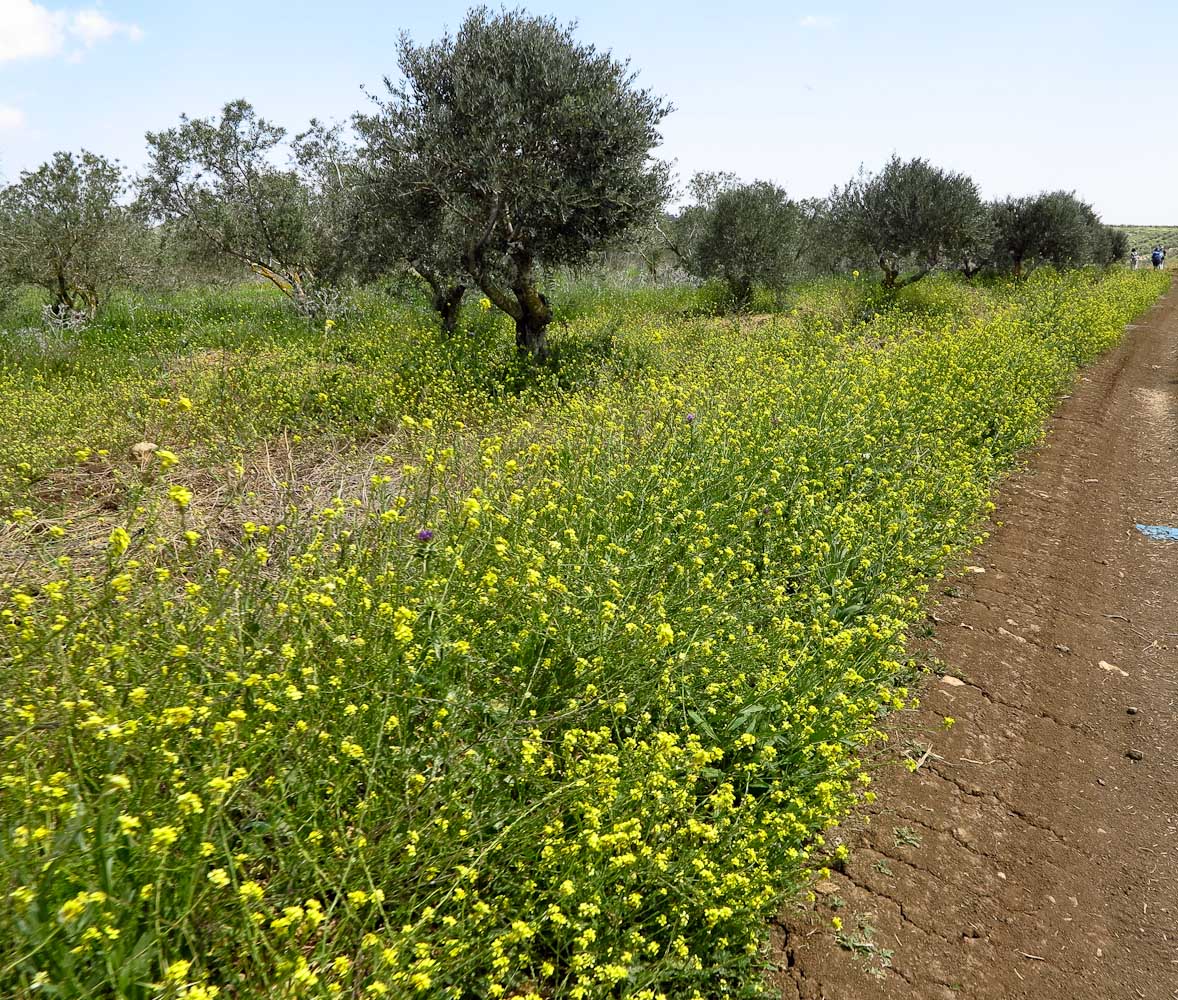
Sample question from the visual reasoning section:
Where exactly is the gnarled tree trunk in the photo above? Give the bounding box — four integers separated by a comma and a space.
464, 243, 553, 362
511, 281, 551, 360
725, 273, 754, 309
53, 264, 77, 314
431, 283, 466, 336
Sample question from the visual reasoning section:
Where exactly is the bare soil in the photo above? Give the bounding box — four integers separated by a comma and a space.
773, 285, 1178, 999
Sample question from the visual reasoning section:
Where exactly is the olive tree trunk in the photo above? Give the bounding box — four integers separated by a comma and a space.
431, 283, 466, 336
510, 261, 552, 359
465, 245, 553, 361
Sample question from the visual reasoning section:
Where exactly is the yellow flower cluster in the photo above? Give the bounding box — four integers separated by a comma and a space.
0, 270, 1166, 998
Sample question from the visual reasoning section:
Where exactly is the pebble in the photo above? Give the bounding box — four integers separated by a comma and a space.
1055, 643, 1071, 654
1126, 750, 1144, 762
1126, 707, 1138, 715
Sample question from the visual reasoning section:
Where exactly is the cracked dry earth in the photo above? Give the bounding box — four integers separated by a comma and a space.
772, 286, 1178, 1000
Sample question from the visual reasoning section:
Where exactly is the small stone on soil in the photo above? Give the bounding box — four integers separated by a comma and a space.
940, 675, 965, 687
1126, 750, 1144, 761
1055, 643, 1071, 654
1126, 706, 1138, 715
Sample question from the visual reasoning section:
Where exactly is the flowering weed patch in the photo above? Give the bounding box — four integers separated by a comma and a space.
0, 284, 686, 510
0, 270, 1166, 999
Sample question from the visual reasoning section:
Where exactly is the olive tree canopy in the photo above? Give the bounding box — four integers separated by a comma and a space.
836, 155, 990, 288
358, 6, 672, 357
0, 151, 148, 317
689, 180, 803, 306
990, 191, 1109, 274
141, 100, 326, 309
348, 118, 470, 334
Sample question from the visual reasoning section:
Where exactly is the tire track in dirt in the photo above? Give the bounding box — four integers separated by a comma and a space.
773, 286, 1178, 999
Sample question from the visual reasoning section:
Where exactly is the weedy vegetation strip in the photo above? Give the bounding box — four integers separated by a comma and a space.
0, 270, 1167, 999
0, 282, 692, 509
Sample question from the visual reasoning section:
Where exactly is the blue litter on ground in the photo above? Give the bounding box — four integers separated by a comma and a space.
1136, 524, 1178, 542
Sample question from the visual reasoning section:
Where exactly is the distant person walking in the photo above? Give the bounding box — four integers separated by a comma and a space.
1151, 246, 1164, 269
1131, 248, 1140, 269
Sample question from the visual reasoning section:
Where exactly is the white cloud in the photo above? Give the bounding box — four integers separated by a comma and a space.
0, 104, 25, 129
799, 15, 839, 29
0, 0, 65, 61
70, 8, 142, 46
0, 0, 142, 64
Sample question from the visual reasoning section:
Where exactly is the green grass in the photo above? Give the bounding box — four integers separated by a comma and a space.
0, 282, 703, 513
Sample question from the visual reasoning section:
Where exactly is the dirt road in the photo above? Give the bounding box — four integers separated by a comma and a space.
774, 285, 1178, 999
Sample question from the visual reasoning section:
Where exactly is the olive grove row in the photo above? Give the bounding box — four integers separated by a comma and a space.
0, 7, 1129, 356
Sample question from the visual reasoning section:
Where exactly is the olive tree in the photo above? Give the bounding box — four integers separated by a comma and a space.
290, 118, 469, 322
0, 151, 148, 317
141, 100, 325, 309
990, 191, 1098, 275
360, 7, 671, 358
1079, 207, 1127, 267
690, 180, 802, 306
629, 212, 683, 281
989, 196, 1041, 276
836, 156, 990, 288
1034, 192, 1098, 269
797, 191, 860, 274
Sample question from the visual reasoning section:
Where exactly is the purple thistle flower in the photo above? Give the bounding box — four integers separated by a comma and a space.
685, 413, 696, 424
416, 528, 434, 543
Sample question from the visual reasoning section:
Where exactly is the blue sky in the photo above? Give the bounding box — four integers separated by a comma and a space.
0, 1, 1170, 222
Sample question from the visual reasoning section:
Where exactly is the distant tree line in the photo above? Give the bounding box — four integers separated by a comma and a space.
655, 157, 1131, 305
0, 5, 1133, 354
